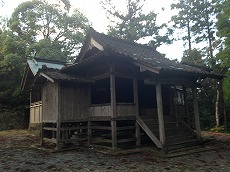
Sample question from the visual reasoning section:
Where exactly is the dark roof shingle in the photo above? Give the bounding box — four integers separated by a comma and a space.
41, 68, 94, 83
86, 29, 223, 79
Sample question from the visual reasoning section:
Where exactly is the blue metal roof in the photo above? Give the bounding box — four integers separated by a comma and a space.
27, 58, 65, 76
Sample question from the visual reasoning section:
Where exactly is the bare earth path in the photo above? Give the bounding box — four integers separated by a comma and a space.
0, 130, 230, 172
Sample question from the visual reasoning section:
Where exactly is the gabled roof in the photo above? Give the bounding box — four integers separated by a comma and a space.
73, 28, 223, 79
38, 68, 94, 83
21, 58, 71, 90
27, 58, 66, 76
31, 68, 94, 89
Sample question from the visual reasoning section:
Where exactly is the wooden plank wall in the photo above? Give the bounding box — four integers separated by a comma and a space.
30, 101, 42, 123
116, 104, 136, 117
90, 105, 111, 117
89, 104, 137, 117
42, 83, 59, 122
60, 83, 90, 121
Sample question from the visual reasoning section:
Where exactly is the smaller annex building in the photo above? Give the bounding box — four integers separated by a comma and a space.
21, 28, 223, 151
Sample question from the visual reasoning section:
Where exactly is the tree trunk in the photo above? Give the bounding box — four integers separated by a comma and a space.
187, 19, 192, 53
215, 82, 220, 128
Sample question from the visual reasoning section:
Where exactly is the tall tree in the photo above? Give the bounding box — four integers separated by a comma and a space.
0, 29, 26, 105
217, 0, 230, 68
171, 0, 194, 53
216, 0, 230, 129
0, 0, 91, 106
9, 0, 90, 61
192, 0, 218, 62
101, 0, 172, 49
181, 48, 205, 64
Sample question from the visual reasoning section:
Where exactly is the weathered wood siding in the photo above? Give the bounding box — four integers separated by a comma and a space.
42, 83, 59, 122
60, 84, 90, 122
117, 104, 136, 117
90, 105, 111, 117
89, 104, 137, 117
30, 101, 42, 123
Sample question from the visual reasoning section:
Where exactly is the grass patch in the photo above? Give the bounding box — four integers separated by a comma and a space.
209, 126, 229, 133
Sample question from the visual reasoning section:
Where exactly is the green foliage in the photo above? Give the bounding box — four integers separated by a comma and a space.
171, 0, 194, 50
101, 0, 172, 48
9, 0, 90, 61
223, 71, 230, 102
171, 0, 219, 60
217, 0, 230, 68
0, 0, 91, 106
181, 48, 205, 64
27, 39, 68, 61
216, 0, 230, 106
210, 126, 226, 133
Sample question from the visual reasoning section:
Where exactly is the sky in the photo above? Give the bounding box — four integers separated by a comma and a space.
0, 0, 185, 60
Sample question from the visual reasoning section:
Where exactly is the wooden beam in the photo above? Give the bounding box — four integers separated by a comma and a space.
156, 83, 165, 146
145, 78, 195, 87
192, 87, 201, 141
133, 78, 141, 146
91, 72, 110, 80
183, 86, 190, 125
56, 83, 61, 150
136, 116, 162, 148
134, 62, 160, 74
40, 73, 54, 83
90, 38, 104, 51
87, 121, 92, 146
111, 120, 117, 149
110, 69, 116, 118
40, 123, 44, 146
110, 64, 117, 149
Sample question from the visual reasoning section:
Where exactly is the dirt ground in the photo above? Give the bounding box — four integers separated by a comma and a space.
0, 130, 230, 172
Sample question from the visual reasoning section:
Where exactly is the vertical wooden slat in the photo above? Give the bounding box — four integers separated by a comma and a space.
192, 87, 201, 141
156, 83, 165, 146
133, 78, 141, 146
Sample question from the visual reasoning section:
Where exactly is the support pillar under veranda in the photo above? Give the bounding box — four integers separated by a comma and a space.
156, 83, 165, 146
110, 66, 117, 149
133, 78, 141, 146
192, 87, 201, 141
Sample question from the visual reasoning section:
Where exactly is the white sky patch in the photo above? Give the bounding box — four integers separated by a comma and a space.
0, 0, 184, 61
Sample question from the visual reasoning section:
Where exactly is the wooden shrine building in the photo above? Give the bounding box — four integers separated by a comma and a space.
21, 28, 223, 151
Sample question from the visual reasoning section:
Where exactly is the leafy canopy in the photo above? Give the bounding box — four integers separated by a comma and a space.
101, 0, 172, 49
9, 0, 90, 61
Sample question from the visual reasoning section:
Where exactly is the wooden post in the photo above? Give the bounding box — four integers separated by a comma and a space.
169, 88, 174, 117
173, 86, 179, 126
110, 65, 117, 149
192, 87, 201, 141
111, 120, 117, 149
87, 121, 92, 146
56, 83, 61, 150
133, 78, 141, 146
183, 86, 190, 125
40, 89, 44, 146
156, 83, 165, 146
40, 123, 44, 145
